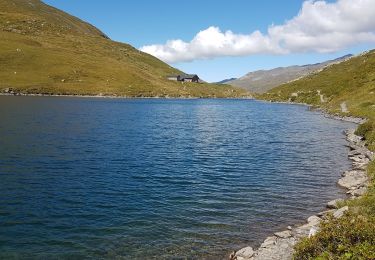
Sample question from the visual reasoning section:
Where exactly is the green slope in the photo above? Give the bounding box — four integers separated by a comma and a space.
259, 50, 375, 259
261, 49, 375, 149
0, 0, 249, 98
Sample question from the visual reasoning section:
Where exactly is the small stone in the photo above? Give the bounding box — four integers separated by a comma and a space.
287, 226, 292, 230
235, 246, 254, 260
347, 187, 367, 197
307, 216, 321, 226
274, 230, 292, 238
308, 226, 319, 237
292, 224, 311, 238
317, 209, 335, 217
260, 236, 277, 248
327, 199, 344, 209
338, 171, 368, 189
333, 206, 349, 219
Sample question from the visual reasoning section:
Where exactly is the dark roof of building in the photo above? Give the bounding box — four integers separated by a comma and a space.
180, 74, 199, 79
167, 74, 199, 78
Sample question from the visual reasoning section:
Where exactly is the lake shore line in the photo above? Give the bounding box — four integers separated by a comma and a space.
0, 91, 253, 100
230, 109, 373, 260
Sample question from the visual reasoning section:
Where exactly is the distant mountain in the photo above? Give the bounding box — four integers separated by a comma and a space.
226, 55, 353, 93
0, 0, 247, 98
215, 78, 237, 84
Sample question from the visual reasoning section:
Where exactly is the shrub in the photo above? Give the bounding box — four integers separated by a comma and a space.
293, 213, 375, 260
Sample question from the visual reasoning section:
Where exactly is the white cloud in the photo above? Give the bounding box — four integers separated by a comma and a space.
140, 0, 375, 63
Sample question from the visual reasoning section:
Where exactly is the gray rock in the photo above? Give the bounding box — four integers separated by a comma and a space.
235, 246, 254, 260
317, 209, 335, 218
348, 149, 362, 156
307, 216, 321, 225
347, 187, 367, 197
260, 236, 277, 248
252, 237, 297, 260
292, 216, 321, 240
352, 162, 368, 170
350, 155, 369, 164
292, 223, 312, 239
338, 170, 368, 189
274, 230, 292, 239
308, 226, 319, 237
327, 199, 344, 209
333, 206, 349, 219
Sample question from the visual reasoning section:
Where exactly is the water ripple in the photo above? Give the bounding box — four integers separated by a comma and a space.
0, 97, 355, 259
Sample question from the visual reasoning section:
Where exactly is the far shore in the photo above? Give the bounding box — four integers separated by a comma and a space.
0, 92, 253, 100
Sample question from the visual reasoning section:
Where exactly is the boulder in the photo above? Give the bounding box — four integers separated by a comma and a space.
338, 170, 368, 189
3, 87, 13, 94
274, 230, 292, 239
252, 237, 297, 260
292, 216, 321, 239
333, 206, 349, 219
317, 209, 335, 218
307, 216, 321, 226
260, 236, 277, 248
292, 223, 312, 239
327, 199, 344, 209
235, 246, 254, 260
347, 187, 367, 197
308, 226, 319, 237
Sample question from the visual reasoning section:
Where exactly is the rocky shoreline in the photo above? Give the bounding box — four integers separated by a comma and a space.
230, 116, 373, 260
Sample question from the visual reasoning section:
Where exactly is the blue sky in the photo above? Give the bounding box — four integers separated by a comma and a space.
44, 0, 374, 82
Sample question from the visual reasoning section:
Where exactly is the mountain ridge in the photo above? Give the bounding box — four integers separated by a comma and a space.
225, 54, 353, 94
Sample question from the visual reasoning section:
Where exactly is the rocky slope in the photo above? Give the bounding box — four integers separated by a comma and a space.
0, 0, 248, 98
226, 55, 352, 94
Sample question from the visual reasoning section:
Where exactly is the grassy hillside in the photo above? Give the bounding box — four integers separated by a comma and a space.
259, 49, 375, 259
260, 49, 375, 149
0, 0, 249, 98
227, 55, 352, 94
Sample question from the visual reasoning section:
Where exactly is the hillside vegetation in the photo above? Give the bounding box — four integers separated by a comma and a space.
227, 55, 352, 94
259, 49, 375, 259
0, 0, 248, 98
260, 50, 375, 149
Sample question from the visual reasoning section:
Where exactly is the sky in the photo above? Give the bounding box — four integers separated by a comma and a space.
44, 0, 375, 82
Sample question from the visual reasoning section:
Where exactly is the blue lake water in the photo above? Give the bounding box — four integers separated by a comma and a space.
0, 97, 354, 259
